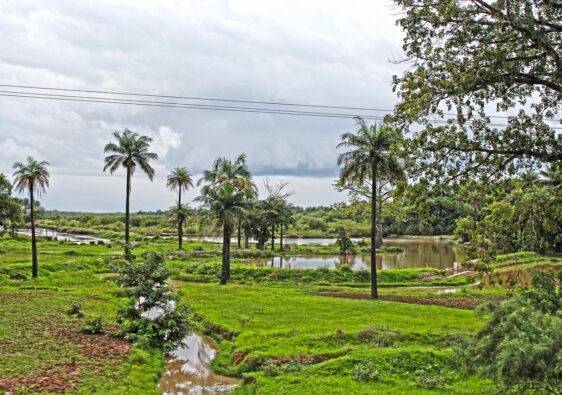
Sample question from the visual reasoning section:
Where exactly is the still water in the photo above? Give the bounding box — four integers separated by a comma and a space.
159, 333, 241, 395
16, 228, 109, 244
252, 238, 465, 270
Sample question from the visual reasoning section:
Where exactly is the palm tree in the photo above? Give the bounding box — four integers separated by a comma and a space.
103, 129, 158, 252
198, 181, 250, 284
12, 157, 50, 278
337, 118, 403, 299
167, 167, 194, 250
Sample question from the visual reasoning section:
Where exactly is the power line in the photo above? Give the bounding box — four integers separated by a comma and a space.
3, 83, 557, 122
1, 89, 560, 129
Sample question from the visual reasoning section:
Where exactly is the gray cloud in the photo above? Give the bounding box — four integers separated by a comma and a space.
0, 0, 405, 209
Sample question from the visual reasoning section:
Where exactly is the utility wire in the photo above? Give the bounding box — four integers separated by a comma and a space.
1, 89, 560, 129
3, 83, 558, 122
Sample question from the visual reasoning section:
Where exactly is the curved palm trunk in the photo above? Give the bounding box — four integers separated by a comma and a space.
370, 162, 378, 299
29, 186, 38, 278
125, 166, 131, 253
177, 188, 183, 250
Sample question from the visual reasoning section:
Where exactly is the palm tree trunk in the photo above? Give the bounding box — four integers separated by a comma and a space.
220, 222, 229, 284
280, 223, 284, 251
125, 166, 131, 250
178, 188, 183, 250
244, 229, 250, 249
29, 186, 38, 278
370, 162, 378, 299
376, 183, 383, 248
271, 224, 276, 251
237, 218, 241, 249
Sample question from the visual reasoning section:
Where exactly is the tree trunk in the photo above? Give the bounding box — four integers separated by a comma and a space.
244, 229, 250, 249
280, 223, 284, 251
370, 161, 378, 299
271, 224, 275, 251
125, 166, 131, 250
178, 188, 183, 250
226, 222, 232, 280
30, 186, 38, 278
237, 218, 241, 249
376, 183, 383, 248
220, 222, 230, 284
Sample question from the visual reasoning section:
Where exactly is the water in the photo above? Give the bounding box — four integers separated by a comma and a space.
159, 333, 241, 395
184, 235, 362, 245
16, 228, 109, 244
252, 238, 465, 270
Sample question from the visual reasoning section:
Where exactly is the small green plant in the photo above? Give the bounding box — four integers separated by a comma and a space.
67, 302, 84, 318
414, 367, 452, 389
82, 316, 103, 334
353, 361, 380, 382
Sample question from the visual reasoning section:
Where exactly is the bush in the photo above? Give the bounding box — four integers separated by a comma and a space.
458, 270, 562, 393
67, 302, 84, 318
82, 316, 104, 334
353, 361, 380, 382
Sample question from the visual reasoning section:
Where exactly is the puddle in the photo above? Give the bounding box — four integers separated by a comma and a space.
436, 287, 460, 295
16, 228, 110, 244
159, 333, 241, 395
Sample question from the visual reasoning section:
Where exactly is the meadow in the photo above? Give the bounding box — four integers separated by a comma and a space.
1, 234, 559, 394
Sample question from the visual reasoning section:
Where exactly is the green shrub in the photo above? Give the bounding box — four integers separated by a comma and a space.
82, 316, 104, 334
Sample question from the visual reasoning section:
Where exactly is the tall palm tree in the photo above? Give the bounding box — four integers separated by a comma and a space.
167, 167, 194, 250
198, 153, 257, 250
12, 157, 50, 278
198, 181, 250, 284
103, 129, 158, 252
337, 118, 403, 299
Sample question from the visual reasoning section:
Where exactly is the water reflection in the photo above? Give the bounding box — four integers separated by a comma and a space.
254, 239, 465, 270
159, 333, 241, 395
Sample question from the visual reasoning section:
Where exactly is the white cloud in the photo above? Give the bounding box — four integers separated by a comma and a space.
0, 0, 405, 209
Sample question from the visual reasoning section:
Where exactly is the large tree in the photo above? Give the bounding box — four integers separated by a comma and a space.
392, 0, 561, 182
103, 129, 158, 254
337, 119, 403, 299
197, 154, 255, 284
12, 157, 50, 278
167, 167, 194, 250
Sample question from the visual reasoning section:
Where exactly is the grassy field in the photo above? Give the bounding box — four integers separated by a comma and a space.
1, 235, 559, 393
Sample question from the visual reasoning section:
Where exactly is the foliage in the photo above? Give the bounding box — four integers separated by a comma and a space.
392, 0, 561, 182
459, 270, 562, 393
67, 302, 84, 318
335, 227, 356, 255
82, 316, 104, 334
113, 252, 191, 352
0, 173, 23, 236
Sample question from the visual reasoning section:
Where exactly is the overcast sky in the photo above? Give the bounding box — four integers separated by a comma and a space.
0, 0, 406, 212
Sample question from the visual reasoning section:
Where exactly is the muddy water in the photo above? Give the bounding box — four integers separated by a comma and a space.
253, 238, 465, 270
159, 333, 241, 395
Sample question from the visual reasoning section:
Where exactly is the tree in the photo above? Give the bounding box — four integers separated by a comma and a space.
12, 157, 50, 278
0, 174, 23, 236
103, 129, 158, 255
263, 179, 294, 251
392, 0, 562, 183
337, 119, 403, 299
459, 270, 562, 394
166, 167, 194, 250
198, 181, 251, 284
197, 154, 255, 284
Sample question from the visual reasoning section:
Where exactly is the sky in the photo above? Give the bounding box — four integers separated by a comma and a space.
0, 0, 406, 212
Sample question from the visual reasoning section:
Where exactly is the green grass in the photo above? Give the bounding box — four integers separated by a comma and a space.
177, 283, 494, 393
0, 237, 163, 394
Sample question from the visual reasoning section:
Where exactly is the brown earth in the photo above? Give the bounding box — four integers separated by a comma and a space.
316, 291, 501, 309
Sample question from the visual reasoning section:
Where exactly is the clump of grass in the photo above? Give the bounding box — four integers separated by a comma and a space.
82, 316, 104, 334
67, 302, 84, 318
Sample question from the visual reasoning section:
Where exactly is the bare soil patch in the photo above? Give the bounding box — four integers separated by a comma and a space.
316, 291, 497, 309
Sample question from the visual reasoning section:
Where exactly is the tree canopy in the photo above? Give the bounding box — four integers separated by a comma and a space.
392, 0, 561, 182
